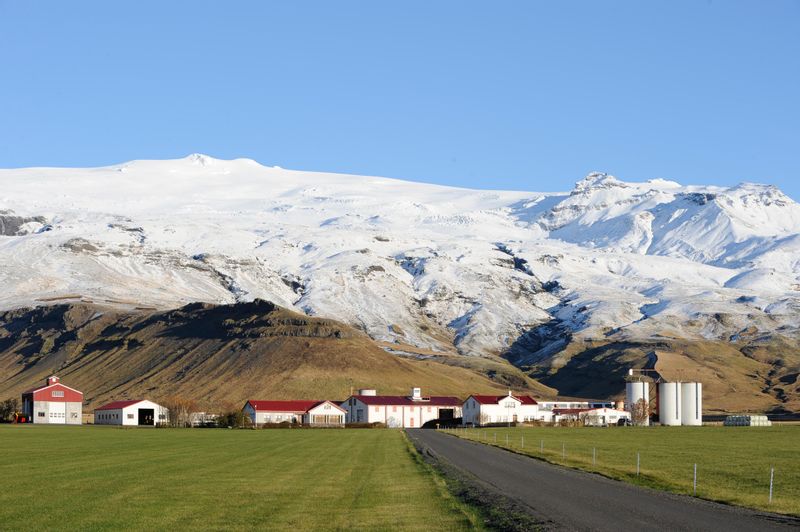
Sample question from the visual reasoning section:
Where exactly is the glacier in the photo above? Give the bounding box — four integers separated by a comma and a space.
1, 155, 798, 360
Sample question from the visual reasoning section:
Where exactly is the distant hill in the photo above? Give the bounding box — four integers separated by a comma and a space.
0, 300, 551, 409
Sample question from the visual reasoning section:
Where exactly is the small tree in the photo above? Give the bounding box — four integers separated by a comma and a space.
0, 398, 19, 423
216, 410, 252, 429
162, 396, 197, 428
631, 398, 649, 426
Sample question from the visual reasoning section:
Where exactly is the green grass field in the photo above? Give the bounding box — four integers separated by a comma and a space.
442, 425, 800, 516
0, 426, 480, 531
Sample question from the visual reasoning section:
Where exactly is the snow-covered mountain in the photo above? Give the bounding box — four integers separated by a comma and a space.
2, 155, 799, 364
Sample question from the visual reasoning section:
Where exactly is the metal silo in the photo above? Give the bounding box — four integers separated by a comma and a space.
625, 381, 650, 426
680, 382, 702, 426
658, 382, 682, 426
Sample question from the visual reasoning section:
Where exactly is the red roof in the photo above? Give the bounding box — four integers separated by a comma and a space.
553, 408, 591, 415
246, 400, 345, 413
352, 395, 462, 407
470, 394, 538, 405
585, 407, 629, 414
22, 382, 83, 396
95, 400, 146, 411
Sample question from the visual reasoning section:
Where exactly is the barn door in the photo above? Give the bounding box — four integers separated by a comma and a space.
49, 402, 66, 424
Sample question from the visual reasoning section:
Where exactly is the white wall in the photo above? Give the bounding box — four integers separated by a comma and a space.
462, 396, 541, 426
304, 402, 345, 425
581, 408, 631, 426
95, 401, 167, 426
95, 408, 123, 425
343, 398, 460, 428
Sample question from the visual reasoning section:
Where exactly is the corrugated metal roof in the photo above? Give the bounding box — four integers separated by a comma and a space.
95, 400, 146, 411
247, 400, 345, 413
552, 408, 591, 415
22, 382, 84, 396
469, 394, 538, 405
352, 395, 462, 406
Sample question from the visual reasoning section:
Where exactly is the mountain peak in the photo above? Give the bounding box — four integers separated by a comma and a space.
184, 153, 218, 166
573, 172, 624, 194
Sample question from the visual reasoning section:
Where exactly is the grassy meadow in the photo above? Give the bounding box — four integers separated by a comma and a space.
0, 426, 481, 531
442, 425, 800, 516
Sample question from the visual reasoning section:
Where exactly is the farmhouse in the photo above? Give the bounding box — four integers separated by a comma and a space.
462, 392, 540, 426
341, 388, 461, 428
21, 376, 83, 425
243, 400, 346, 426
94, 399, 168, 426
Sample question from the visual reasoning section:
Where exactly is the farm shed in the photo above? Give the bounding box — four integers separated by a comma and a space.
21, 376, 83, 425
580, 407, 632, 426
94, 400, 168, 426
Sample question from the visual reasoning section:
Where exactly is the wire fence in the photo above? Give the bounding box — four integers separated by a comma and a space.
437, 426, 788, 512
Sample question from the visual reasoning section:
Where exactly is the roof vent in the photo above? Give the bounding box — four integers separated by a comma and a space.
47, 376, 59, 386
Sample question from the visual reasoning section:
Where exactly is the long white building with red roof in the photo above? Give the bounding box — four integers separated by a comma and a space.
243, 400, 346, 426
462, 392, 541, 426
94, 399, 168, 426
341, 388, 462, 428
21, 376, 83, 424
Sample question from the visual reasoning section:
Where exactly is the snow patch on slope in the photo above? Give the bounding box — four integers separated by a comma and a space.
1, 156, 798, 357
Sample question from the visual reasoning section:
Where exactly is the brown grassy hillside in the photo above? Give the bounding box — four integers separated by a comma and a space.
0, 300, 551, 409
517, 336, 800, 414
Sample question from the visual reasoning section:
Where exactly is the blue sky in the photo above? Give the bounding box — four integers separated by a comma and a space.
1, 1, 798, 198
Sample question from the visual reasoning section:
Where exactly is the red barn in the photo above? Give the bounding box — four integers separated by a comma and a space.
21, 376, 83, 425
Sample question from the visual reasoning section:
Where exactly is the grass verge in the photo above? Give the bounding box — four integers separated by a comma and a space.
406, 431, 549, 531
442, 425, 800, 516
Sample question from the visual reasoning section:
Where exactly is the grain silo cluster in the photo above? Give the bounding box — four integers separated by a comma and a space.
625, 370, 703, 426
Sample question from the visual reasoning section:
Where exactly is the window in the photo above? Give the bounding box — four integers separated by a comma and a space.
374, 406, 380, 412
127, 414, 134, 419
38, 412, 45, 417
158, 414, 166, 420
52, 390, 64, 398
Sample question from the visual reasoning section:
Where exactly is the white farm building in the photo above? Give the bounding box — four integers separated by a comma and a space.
94, 400, 168, 426
462, 393, 541, 426
243, 400, 346, 426
341, 388, 461, 428
580, 407, 632, 426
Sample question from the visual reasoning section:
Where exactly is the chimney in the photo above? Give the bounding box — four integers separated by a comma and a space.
47, 376, 59, 386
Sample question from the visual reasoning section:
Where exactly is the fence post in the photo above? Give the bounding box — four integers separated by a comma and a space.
593, 447, 596, 466
769, 467, 774, 504
494, 432, 497, 443
637, 452, 640, 476
562, 442, 565, 460
506, 433, 509, 446
693, 464, 697, 496
521, 435, 524, 449
540, 439, 544, 453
